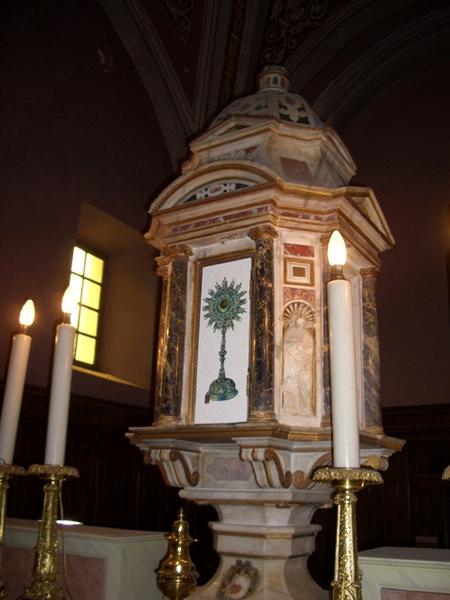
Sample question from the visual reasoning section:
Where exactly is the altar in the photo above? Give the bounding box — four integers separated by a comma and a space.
359, 547, 450, 600
3, 518, 165, 600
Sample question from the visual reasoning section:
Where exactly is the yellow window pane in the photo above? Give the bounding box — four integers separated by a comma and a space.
81, 279, 101, 309
71, 247, 86, 275
85, 253, 104, 283
78, 306, 98, 336
69, 274, 83, 302
70, 304, 80, 329
75, 334, 96, 365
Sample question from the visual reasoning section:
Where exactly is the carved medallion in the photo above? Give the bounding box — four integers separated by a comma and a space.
216, 560, 259, 600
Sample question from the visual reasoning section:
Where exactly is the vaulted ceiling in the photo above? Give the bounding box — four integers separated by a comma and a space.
99, 0, 450, 168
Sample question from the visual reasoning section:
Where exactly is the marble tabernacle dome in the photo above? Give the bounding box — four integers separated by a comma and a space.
211, 65, 323, 129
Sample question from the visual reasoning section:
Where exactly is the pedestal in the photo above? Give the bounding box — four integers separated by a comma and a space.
131, 426, 396, 599
183, 494, 327, 600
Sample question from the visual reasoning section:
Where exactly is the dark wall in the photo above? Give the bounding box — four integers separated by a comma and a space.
1, 1, 448, 411
0, 1, 173, 400
342, 60, 450, 407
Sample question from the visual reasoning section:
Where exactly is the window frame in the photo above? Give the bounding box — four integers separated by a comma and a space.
70, 244, 106, 369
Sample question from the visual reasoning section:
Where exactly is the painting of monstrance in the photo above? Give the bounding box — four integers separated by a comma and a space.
195, 258, 251, 424
129, 66, 402, 600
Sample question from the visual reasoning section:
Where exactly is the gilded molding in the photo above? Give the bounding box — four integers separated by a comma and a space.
149, 447, 200, 488
359, 267, 378, 279
312, 467, 383, 487
248, 224, 278, 242
152, 414, 183, 428
239, 446, 312, 490
156, 244, 193, 278
27, 464, 79, 479
247, 409, 277, 423
0, 465, 26, 477
262, 448, 290, 488
129, 424, 404, 451
361, 455, 388, 472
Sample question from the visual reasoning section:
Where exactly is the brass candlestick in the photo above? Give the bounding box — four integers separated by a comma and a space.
157, 508, 199, 600
312, 466, 383, 600
19, 464, 79, 600
0, 464, 25, 599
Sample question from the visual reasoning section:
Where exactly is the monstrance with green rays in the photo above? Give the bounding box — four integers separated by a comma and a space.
202, 277, 247, 403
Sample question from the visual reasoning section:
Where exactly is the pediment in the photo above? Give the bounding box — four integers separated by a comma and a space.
347, 187, 394, 246
150, 161, 278, 213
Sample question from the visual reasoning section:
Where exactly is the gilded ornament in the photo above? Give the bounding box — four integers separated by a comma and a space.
19, 465, 79, 600
312, 466, 382, 600
157, 508, 198, 600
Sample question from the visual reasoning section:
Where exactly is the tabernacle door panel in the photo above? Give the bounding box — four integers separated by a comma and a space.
193, 256, 251, 424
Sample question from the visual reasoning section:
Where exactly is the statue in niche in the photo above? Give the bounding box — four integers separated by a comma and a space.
282, 302, 315, 416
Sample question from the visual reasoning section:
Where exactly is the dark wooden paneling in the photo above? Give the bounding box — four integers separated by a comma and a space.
5, 385, 180, 531
3, 384, 218, 584
383, 404, 450, 549
3, 385, 449, 587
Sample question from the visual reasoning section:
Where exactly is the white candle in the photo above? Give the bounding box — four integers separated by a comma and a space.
44, 287, 76, 466
0, 300, 35, 464
327, 231, 360, 468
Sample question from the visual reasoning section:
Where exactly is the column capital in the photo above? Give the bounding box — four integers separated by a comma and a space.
248, 224, 278, 242
359, 266, 379, 279
162, 244, 193, 260
156, 245, 193, 279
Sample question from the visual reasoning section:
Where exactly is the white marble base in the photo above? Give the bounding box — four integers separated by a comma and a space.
132, 432, 395, 600
183, 498, 328, 600
4, 518, 166, 600
359, 547, 450, 600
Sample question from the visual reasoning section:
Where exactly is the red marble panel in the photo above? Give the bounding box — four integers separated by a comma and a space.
382, 591, 450, 600
4, 546, 106, 600
207, 457, 253, 481
382, 590, 406, 600
280, 157, 312, 184
64, 553, 106, 599
283, 243, 314, 257
283, 287, 315, 306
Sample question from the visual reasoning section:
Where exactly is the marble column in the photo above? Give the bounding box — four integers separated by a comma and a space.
153, 245, 192, 425
360, 267, 382, 432
248, 225, 277, 422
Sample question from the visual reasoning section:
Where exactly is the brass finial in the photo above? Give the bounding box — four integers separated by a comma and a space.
157, 508, 199, 600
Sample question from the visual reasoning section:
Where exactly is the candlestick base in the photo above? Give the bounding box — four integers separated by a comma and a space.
312, 467, 383, 600
19, 464, 79, 600
0, 464, 26, 600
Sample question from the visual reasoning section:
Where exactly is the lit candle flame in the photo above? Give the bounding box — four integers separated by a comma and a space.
61, 286, 77, 320
327, 230, 347, 267
19, 299, 35, 327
